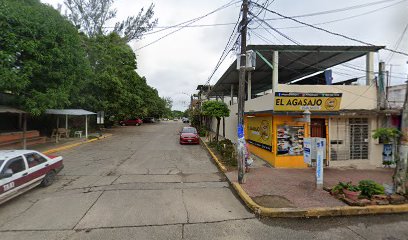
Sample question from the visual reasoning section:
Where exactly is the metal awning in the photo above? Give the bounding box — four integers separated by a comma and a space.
0, 106, 28, 149
45, 109, 96, 142
208, 45, 385, 97
0, 105, 26, 114
45, 109, 96, 115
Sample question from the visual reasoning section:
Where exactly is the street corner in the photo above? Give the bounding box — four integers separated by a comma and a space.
232, 182, 408, 218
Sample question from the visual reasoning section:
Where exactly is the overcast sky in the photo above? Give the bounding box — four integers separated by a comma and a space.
41, 0, 408, 110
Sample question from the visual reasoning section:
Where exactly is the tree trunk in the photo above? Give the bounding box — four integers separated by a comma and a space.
396, 81, 408, 195
216, 117, 220, 142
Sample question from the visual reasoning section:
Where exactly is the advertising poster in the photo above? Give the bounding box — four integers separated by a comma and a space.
383, 144, 393, 163
274, 92, 342, 112
277, 125, 304, 156
247, 116, 272, 151
303, 137, 312, 164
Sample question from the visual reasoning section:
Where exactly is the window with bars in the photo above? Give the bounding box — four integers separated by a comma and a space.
349, 118, 369, 160
330, 117, 369, 161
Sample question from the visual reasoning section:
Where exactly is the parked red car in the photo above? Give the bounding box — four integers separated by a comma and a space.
179, 127, 199, 145
120, 118, 143, 126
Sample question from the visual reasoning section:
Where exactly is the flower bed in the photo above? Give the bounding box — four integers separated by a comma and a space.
327, 180, 407, 206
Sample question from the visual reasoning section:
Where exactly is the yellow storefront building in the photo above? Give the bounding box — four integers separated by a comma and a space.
204, 45, 393, 169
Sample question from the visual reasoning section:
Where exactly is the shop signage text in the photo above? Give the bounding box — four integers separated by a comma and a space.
274, 92, 342, 112
247, 116, 272, 152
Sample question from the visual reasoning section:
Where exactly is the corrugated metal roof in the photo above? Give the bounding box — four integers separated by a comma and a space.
0, 105, 26, 114
208, 45, 385, 97
45, 109, 96, 115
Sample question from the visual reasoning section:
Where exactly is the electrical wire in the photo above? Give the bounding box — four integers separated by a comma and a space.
134, 0, 240, 51
386, 22, 408, 63
102, 0, 404, 33
252, 2, 408, 57
272, 0, 407, 31
249, 12, 300, 45
204, 7, 242, 86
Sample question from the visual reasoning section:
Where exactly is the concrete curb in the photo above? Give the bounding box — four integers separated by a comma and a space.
201, 139, 227, 173
43, 134, 113, 155
200, 139, 408, 218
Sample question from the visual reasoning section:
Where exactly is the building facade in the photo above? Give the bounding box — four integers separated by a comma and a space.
205, 45, 397, 169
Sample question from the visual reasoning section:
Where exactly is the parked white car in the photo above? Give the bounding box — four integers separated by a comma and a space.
0, 150, 63, 205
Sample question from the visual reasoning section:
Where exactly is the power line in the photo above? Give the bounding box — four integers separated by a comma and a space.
103, 0, 404, 34
262, 0, 403, 20
273, 0, 407, 30
134, 0, 240, 51
252, 2, 408, 57
386, 22, 408, 63
204, 8, 242, 86
249, 12, 300, 44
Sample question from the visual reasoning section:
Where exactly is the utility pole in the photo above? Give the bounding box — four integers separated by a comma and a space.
237, 0, 248, 184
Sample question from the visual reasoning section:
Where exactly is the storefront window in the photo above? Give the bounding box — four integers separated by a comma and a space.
277, 125, 304, 156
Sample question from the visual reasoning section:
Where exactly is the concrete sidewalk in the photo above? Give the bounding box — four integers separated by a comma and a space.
226, 160, 392, 208
201, 140, 408, 217
225, 157, 394, 208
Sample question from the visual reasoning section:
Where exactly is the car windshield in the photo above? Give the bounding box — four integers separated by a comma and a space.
182, 128, 197, 134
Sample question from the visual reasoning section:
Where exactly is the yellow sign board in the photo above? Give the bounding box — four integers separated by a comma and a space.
247, 116, 272, 151
274, 92, 342, 112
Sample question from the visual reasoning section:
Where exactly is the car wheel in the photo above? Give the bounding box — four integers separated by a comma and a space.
41, 171, 56, 187
136, 123, 140, 126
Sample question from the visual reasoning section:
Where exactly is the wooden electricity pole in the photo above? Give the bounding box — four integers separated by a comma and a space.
237, 0, 248, 184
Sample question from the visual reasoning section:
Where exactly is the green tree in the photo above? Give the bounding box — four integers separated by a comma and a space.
80, 33, 147, 120
201, 100, 230, 142
63, 0, 158, 42
0, 0, 91, 115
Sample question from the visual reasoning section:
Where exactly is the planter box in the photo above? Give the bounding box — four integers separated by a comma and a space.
343, 189, 361, 201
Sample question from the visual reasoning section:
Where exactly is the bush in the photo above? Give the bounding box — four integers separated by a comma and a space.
208, 138, 237, 167
332, 182, 360, 194
358, 180, 385, 198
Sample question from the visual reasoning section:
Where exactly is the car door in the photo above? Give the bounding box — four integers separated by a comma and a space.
24, 152, 49, 182
0, 156, 29, 202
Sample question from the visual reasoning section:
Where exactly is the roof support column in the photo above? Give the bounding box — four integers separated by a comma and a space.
247, 72, 252, 100
230, 84, 234, 105
22, 113, 27, 150
366, 52, 374, 85
272, 51, 279, 92
85, 115, 88, 139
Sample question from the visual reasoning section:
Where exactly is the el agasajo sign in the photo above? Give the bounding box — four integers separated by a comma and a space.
274, 92, 342, 112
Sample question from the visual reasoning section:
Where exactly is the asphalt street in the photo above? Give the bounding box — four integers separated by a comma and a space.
0, 121, 407, 240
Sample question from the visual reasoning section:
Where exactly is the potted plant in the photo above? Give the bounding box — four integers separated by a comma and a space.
372, 127, 401, 144
333, 182, 361, 201
342, 183, 361, 201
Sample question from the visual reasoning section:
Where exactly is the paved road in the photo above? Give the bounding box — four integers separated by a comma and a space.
0, 121, 407, 239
